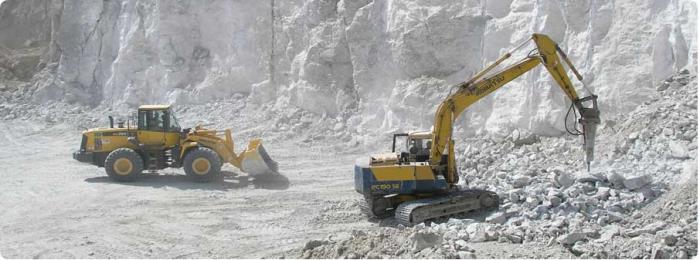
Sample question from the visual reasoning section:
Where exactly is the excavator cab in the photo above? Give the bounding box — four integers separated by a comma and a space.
392, 131, 433, 163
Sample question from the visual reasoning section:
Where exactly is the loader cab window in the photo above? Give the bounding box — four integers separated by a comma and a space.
138, 109, 167, 131
152, 110, 166, 130
168, 110, 181, 132
138, 109, 182, 132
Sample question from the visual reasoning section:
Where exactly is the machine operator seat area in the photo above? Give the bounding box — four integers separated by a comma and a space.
409, 139, 431, 162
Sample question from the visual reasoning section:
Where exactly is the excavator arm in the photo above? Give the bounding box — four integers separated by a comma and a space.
429, 34, 600, 184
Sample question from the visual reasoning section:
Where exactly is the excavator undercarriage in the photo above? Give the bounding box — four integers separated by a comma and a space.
362, 189, 499, 226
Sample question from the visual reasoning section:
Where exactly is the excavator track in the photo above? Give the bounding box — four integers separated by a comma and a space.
395, 189, 499, 226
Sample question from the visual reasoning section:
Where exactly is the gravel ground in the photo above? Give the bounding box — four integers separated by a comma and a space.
0, 119, 371, 258
299, 71, 698, 258
0, 71, 696, 258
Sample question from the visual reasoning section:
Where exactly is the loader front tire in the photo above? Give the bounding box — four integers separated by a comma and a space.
105, 148, 144, 182
183, 147, 222, 182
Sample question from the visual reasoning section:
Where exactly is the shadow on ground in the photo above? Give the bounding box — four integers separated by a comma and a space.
84, 170, 290, 191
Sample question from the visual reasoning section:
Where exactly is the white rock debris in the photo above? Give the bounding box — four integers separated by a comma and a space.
301, 71, 697, 259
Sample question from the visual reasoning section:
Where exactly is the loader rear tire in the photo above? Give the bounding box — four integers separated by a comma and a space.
104, 148, 144, 182
183, 147, 222, 182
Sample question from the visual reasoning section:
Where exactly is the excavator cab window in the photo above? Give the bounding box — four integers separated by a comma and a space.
408, 137, 431, 162
408, 139, 422, 154
392, 134, 431, 163
391, 133, 409, 153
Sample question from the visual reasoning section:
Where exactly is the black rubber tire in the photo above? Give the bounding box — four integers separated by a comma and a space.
183, 147, 222, 182
104, 148, 144, 182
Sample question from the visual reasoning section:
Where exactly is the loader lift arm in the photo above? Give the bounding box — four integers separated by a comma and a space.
429, 33, 600, 184
184, 127, 279, 174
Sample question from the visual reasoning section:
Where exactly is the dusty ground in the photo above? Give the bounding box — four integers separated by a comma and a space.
0, 119, 601, 259
0, 109, 696, 258
0, 119, 371, 258
0, 73, 696, 259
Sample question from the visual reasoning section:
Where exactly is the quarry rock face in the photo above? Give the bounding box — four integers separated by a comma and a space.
0, 0, 696, 136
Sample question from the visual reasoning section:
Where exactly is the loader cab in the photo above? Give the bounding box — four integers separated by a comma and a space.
392, 131, 432, 163
136, 105, 181, 147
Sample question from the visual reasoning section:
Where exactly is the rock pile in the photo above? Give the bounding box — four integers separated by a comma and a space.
451, 70, 697, 258
301, 70, 697, 258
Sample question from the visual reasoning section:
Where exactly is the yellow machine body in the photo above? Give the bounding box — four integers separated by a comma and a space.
73, 105, 277, 179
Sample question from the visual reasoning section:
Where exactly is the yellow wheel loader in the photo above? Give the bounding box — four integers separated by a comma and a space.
73, 105, 278, 182
354, 34, 601, 225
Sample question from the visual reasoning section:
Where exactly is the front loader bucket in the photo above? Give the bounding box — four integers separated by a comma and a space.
239, 138, 279, 175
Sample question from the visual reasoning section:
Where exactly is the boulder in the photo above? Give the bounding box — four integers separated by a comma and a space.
651, 244, 672, 259
661, 235, 678, 246
442, 229, 459, 241
454, 239, 469, 251
595, 224, 620, 243
605, 211, 625, 223
657, 226, 683, 246
409, 230, 442, 252
533, 205, 549, 216
486, 210, 518, 224
507, 234, 523, 243
628, 131, 640, 141
623, 175, 651, 190
595, 187, 611, 200
547, 196, 562, 207
557, 232, 588, 245
512, 176, 530, 188
668, 141, 689, 159
625, 221, 666, 237
446, 218, 476, 228
457, 251, 477, 259
524, 196, 541, 208
607, 171, 625, 188
485, 211, 508, 224
576, 174, 601, 184
508, 189, 523, 202
303, 239, 328, 251
554, 171, 574, 188
466, 223, 489, 242
456, 230, 470, 241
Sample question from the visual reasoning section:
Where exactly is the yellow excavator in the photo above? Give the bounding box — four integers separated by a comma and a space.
354, 34, 600, 225
73, 105, 278, 182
